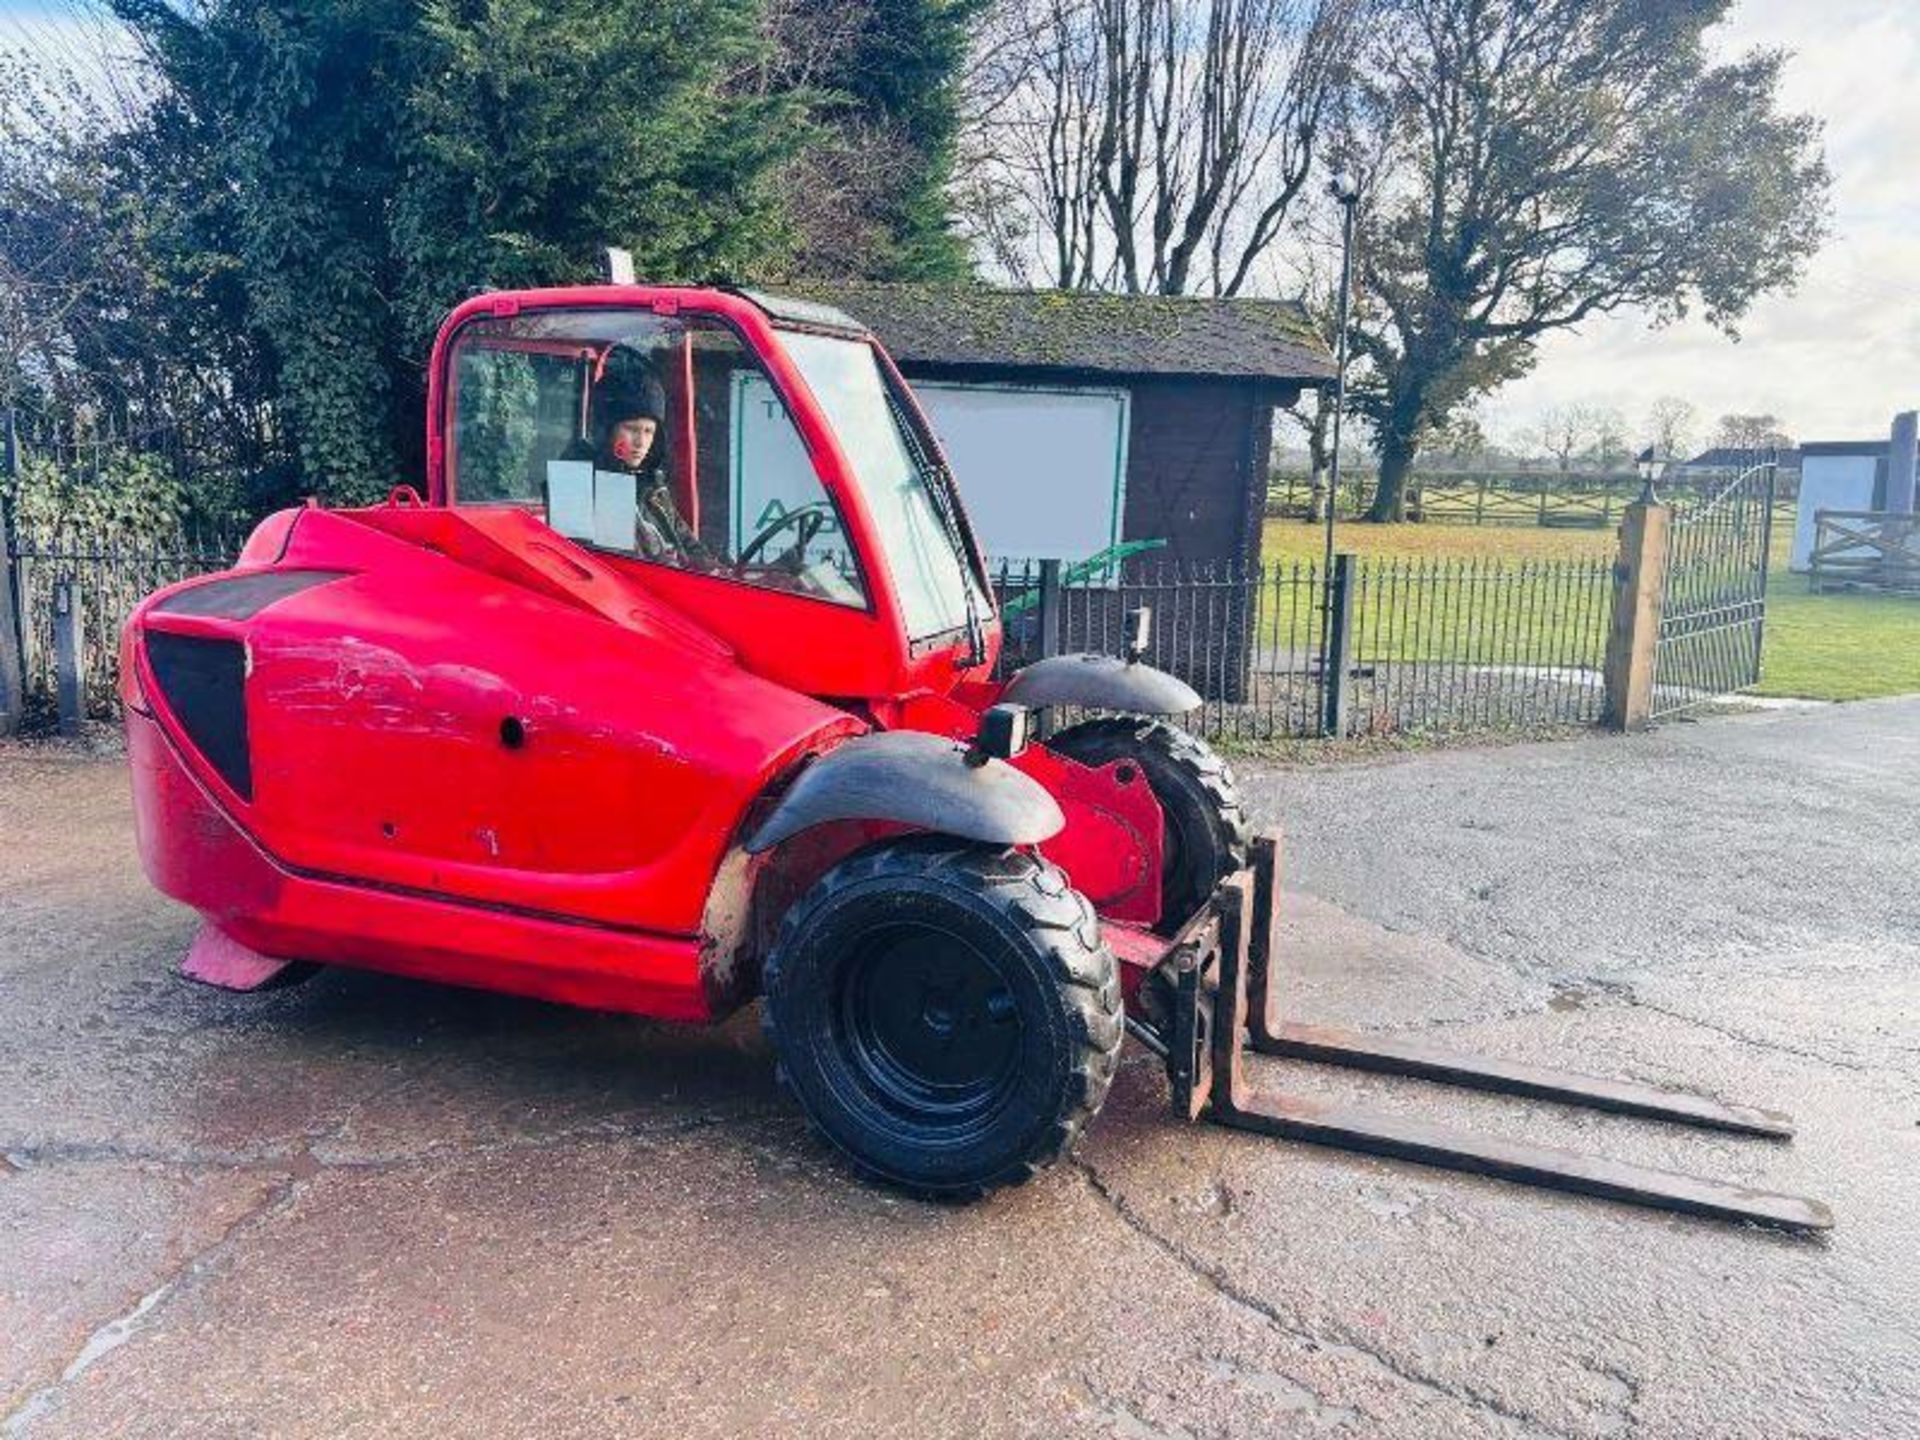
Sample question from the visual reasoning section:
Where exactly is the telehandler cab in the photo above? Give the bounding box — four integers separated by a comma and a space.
124, 283, 1829, 1230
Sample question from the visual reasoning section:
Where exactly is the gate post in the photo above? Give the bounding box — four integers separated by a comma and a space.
54, 578, 85, 738
1602, 495, 1670, 731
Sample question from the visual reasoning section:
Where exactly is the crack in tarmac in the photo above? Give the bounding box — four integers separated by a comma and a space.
1282, 892, 1889, 1085
1277, 881, 1902, 1087
1071, 1156, 1571, 1440
0, 1058, 790, 1440
1612, 994, 1879, 1077
3, 1161, 310, 1439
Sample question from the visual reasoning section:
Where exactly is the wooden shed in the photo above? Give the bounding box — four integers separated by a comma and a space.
795, 282, 1333, 573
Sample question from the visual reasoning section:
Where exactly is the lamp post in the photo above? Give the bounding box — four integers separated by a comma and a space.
1321, 170, 1360, 694
1637, 446, 1661, 505
1322, 170, 1359, 592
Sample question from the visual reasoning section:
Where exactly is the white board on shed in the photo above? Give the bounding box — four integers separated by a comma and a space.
913, 383, 1129, 573
1792, 455, 1879, 570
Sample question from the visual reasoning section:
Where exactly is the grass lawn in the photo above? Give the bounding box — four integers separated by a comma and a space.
1755, 585, 1920, 700
1258, 517, 1920, 702
1263, 517, 1612, 563
1252, 518, 1615, 671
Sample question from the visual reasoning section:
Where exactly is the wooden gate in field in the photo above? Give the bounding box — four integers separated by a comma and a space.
1807, 511, 1920, 594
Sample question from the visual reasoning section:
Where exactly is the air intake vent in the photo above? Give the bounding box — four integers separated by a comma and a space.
145, 632, 252, 800
151, 569, 345, 620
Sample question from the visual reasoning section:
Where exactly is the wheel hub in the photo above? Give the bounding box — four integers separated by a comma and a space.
839, 924, 1021, 1121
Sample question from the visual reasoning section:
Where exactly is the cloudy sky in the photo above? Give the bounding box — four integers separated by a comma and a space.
1489, 0, 1920, 451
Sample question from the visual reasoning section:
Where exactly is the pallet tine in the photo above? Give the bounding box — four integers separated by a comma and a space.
1205, 856, 1832, 1233
1216, 1088, 1832, 1232
1253, 1022, 1794, 1139
1242, 833, 1795, 1138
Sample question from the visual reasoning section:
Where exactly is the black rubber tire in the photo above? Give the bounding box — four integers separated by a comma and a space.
1047, 716, 1251, 935
762, 836, 1122, 1199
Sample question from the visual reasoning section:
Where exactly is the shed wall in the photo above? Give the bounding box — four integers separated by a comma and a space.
898, 364, 1294, 704
898, 364, 1288, 568
1119, 377, 1263, 565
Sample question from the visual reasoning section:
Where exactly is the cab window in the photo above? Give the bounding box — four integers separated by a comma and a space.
447, 310, 865, 610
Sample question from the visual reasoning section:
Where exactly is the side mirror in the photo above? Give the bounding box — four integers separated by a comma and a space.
966, 704, 1032, 767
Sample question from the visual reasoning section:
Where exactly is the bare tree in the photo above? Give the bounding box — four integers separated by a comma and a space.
737, 0, 920, 279
1712, 412, 1794, 453
0, 47, 147, 414
1645, 396, 1695, 465
1535, 405, 1598, 472
960, 0, 1364, 295
1273, 229, 1343, 516
1342, 0, 1829, 520
1590, 406, 1628, 470
766, 117, 931, 279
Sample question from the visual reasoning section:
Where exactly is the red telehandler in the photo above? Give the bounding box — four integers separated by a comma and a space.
123, 283, 1828, 1230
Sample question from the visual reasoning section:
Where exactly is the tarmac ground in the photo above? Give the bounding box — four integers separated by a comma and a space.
2, 700, 1916, 1438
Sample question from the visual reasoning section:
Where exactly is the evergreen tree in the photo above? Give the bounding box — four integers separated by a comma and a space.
111, 0, 801, 502
831, 0, 980, 279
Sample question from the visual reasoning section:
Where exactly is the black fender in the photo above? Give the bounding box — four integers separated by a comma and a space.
744, 731, 1065, 854
999, 653, 1201, 715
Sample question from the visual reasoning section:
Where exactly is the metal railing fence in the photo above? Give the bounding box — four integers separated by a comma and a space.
4, 526, 241, 726
2, 529, 1619, 743
991, 553, 1615, 742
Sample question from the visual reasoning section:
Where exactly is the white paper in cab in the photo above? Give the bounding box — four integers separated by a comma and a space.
593, 469, 637, 551
545, 460, 594, 540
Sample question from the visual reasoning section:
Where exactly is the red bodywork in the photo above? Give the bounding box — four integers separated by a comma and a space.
125, 285, 1166, 1021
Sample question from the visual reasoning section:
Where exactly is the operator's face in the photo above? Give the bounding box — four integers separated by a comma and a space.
610, 416, 658, 468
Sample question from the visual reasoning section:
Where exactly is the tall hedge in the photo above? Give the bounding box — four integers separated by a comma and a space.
111, 0, 803, 502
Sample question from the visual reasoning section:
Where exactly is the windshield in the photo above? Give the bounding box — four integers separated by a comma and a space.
446, 310, 865, 610
779, 330, 982, 641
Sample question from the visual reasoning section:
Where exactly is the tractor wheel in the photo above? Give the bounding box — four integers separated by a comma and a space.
1048, 716, 1251, 935
762, 836, 1121, 1199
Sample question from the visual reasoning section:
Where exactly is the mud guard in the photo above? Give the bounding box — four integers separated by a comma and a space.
1000, 654, 1200, 715
745, 731, 1065, 853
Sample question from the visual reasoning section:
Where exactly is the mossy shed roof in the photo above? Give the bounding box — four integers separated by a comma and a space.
783, 282, 1334, 384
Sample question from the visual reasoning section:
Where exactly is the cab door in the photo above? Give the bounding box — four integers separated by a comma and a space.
437, 299, 906, 700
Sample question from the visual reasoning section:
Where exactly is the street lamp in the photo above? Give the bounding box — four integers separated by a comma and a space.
1321, 170, 1359, 590
1637, 445, 1661, 504
1321, 170, 1360, 729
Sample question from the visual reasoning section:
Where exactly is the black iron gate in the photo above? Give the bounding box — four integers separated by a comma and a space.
1651, 460, 1776, 717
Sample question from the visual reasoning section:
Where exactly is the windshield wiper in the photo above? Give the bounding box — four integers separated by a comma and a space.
920, 460, 986, 669
884, 388, 987, 668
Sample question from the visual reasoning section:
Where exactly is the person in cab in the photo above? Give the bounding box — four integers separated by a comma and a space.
589, 375, 705, 562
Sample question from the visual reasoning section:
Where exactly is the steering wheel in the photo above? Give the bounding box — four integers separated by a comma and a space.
737, 502, 830, 570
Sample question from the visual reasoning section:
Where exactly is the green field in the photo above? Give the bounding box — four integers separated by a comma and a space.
1261, 518, 1920, 702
